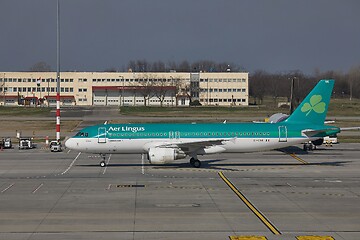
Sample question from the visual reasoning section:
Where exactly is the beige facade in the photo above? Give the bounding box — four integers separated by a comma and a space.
197, 72, 249, 106
0, 71, 248, 107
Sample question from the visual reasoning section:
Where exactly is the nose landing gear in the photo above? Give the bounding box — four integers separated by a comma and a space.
100, 154, 106, 167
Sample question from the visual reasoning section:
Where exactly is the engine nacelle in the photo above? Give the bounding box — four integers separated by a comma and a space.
147, 148, 186, 164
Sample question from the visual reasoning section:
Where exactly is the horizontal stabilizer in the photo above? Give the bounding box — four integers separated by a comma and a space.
340, 127, 360, 131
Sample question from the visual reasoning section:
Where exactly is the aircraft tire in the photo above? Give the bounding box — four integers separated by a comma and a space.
193, 160, 201, 168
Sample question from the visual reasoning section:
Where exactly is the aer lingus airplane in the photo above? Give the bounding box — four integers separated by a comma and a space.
65, 79, 341, 168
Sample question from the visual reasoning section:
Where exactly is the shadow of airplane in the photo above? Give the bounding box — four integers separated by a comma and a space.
77, 158, 351, 169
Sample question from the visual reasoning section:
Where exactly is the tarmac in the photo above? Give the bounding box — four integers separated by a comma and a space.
0, 143, 359, 240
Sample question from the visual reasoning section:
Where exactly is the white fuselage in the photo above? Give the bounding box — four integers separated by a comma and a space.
65, 136, 307, 155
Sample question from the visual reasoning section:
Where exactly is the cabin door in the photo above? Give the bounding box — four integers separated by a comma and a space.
278, 126, 287, 142
169, 131, 180, 139
98, 127, 107, 143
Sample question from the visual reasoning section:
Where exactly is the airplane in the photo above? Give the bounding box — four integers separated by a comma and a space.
65, 79, 341, 168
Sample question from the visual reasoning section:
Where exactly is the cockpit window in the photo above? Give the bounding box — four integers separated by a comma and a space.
75, 132, 88, 137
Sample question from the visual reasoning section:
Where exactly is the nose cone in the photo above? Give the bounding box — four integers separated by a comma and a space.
65, 138, 76, 150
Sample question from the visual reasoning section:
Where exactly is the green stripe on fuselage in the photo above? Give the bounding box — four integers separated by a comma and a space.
73, 123, 339, 140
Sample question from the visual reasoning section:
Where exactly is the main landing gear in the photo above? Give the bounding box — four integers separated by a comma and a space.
303, 142, 315, 151
100, 154, 106, 167
189, 157, 201, 168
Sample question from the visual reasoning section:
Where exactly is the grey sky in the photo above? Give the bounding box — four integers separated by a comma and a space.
1, 0, 359, 74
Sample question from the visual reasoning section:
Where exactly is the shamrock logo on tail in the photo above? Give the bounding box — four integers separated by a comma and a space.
301, 95, 326, 116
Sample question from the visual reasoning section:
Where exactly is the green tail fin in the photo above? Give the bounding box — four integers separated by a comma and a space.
285, 79, 334, 125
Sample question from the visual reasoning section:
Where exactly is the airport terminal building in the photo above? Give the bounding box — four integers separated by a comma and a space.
0, 71, 248, 107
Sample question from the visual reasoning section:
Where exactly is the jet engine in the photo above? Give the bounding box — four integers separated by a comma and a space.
147, 148, 186, 164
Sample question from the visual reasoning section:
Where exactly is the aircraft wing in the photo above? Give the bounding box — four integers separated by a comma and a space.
158, 139, 230, 154
301, 128, 339, 137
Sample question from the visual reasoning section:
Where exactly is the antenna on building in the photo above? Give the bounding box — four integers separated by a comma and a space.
226, 65, 231, 72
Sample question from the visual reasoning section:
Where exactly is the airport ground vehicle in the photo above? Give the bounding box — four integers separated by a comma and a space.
1, 138, 12, 149
49, 141, 62, 152
18, 138, 35, 150
323, 135, 338, 144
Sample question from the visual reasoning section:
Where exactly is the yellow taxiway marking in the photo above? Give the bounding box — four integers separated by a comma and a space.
289, 153, 309, 164
296, 236, 335, 240
219, 172, 281, 235
229, 236, 267, 240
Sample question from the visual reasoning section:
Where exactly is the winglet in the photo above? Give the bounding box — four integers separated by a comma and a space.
285, 80, 334, 125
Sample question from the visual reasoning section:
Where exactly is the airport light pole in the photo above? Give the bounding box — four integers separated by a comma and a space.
47, 79, 50, 107
56, 0, 61, 142
170, 76, 174, 106
121, 76, 124, 106
289, 77, 297, 114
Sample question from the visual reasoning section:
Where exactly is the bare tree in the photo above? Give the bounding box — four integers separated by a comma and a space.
153, 79, 173, 107
348, 66, 360, 99
249, 70, 267, 105
126, 60, 242, 73
136, 73, 156, 106
172, 77, 186, 106
29, 61, 52, 72
151, 61, 166, 72
178, 61, 190, 72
